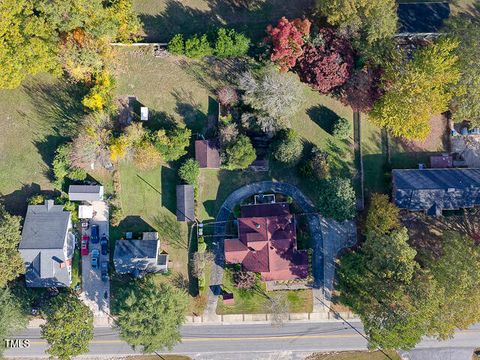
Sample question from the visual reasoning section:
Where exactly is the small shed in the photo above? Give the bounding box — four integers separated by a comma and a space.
140, 107, 149, 121
176, 185, 195, 222
68, 185, 104, 202
195, 140, 221, 169
78, 205, 94, 219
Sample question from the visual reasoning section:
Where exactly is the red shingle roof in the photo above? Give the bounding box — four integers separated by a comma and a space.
224, 203, 308, 281
195, 140, 221, 168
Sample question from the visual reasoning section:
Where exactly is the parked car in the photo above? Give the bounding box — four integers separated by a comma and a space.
91, 224, 99, 244
81, 235, 89, 256
100, 235, 108, 256
91, 249, 100, 269
101, 261, 109, 282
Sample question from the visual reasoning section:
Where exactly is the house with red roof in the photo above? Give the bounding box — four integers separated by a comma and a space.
224, 202, 309, 282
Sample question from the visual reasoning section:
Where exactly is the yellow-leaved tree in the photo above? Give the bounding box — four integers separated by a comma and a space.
369, 38, 462, 140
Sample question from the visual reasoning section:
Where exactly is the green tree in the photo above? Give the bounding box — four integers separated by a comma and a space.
272, 129, 303, 166
214, 28, 250, 58
28, 194, 45, 205
224, 135, 256, 170
332, 117, 352, 140
41, 293, 94, 360
370, 38, 461, 140
0, 287, 27, 357
168, 34, 185, 55
446, 18, 480, 127
154, 127, 191, 162
52, 144, 87, 189
365, 193, 400, 238
116, 278, 188, 352
317, 0, 397, 60
184, 34, 213, 58
0, 204, 25, 287
110, 0, 142, 43
317, 178, 356, 221
178, 158, 200, 186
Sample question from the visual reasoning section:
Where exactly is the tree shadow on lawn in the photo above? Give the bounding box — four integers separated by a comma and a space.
306, 105, 341, 135
172, 88, 207, 133
0, 183, 59, 216
33, 134, 69, 183
139, 0, 314, 43
161, 165, 179, 215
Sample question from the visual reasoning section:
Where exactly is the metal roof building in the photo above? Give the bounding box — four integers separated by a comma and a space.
176, 185, 195, 222
68, 185, 104, 202
392, 168, 480, 216
19, 200, 74, 287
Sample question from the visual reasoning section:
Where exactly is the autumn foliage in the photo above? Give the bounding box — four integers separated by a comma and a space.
266, 17, 311, 72
297, 28, 354, 93
341, 67, 383, 112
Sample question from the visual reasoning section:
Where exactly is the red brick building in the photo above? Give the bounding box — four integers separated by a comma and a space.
224, 203, 309, 281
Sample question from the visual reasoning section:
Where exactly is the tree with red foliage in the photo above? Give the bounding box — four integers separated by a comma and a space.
341, 67, 383, 112
297, 28, 354, 94
266, 17, 311, 72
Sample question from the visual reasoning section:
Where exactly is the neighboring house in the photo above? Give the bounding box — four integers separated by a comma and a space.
19, 200, 75, 287
225, 202, 308, 281
392, 168, 480, 216
176, 184, 195, 222
195, 140, 221, 169
113, 232, 168, 276
68, 185, 104, 203
396, 2, 450, 37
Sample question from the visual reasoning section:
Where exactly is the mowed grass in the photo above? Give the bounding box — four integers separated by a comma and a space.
133, 0, 314, 42
306, 351, 401, 360
216, 267, 313, 315
0, 74, 86, 214
361, 117, 388, 194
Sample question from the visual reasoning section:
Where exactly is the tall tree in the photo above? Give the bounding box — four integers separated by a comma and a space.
370, 38, 461, 140
115, 278, 188, 352
445, 18, 480, 127
223, 135, 256, 170
0, 204, 25, 287
364, 193, 400, 238
0, 287, 27, 357
317, 178, 356, 221
41, 293, 94, 360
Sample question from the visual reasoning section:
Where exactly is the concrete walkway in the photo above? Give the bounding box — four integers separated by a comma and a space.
204, 181, 357, 320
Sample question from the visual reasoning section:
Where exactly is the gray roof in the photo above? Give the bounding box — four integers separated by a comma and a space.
19, 201, 73, 287
113, 239, 160, 274
68, 185, 104, 202
393, 169, 480, 214
176, 185, 195, 222
397, 2, 450, 35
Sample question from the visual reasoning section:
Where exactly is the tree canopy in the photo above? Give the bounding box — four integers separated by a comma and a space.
0, 287, 27, 357
317, 178, 356, 221
41, 293, 94, 360
370, 38, 461, 140
223, 135, 256, 170
115, 278, 188, 353
0, 204, 25, 287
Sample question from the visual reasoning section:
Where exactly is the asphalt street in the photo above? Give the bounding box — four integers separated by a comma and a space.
4, 322, 480, 359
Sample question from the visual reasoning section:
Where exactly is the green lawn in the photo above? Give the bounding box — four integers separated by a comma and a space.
217, 267, 313, 315
361, 117, 388, 195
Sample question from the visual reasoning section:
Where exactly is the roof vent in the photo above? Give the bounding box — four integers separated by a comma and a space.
255, 224, 261, 229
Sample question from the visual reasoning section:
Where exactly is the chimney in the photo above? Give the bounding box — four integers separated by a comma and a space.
45, 200, 54, 211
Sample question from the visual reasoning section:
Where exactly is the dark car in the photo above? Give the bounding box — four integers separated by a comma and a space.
91, 249, 100, 269
101, 261, 109, 282
100, 235, 108, 256
90, 224, 99, 244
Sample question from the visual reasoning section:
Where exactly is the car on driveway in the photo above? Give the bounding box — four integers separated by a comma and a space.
100, 234, 108, 256
91, 224, 99, 244
91, 249, 100, 269
101, 261, 109, 282
81, 235, 89, 256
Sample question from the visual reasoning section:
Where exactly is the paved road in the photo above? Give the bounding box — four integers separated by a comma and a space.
5, 322, 480, 359
79, 200, 110, 323
205, 181, 324, 320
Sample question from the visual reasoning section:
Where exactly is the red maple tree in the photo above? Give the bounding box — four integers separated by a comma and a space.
297, 28, 354, 94
341, 67, 384, 112
266, 17, 311, 72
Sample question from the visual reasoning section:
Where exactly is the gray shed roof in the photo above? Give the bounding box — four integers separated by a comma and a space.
397, 2, 450, 35
393, 169, 480, 214
20, 201, 73, 287
176, 185, 195, 222
68, 185, 104, 202
113, 239, 160, 274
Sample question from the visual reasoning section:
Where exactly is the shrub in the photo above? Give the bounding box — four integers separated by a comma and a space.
332, 117, 352, 140
266, 17, 311, 72
82, 71, 116, 111
168, 34, 185, 55
109, 136, 129, 162
178, 158, 200, 186
52, 143, 87, 189
185, 34, 213, 58
133, 141, 162, 171
233, 271, 256, 289
223, 135, 256, 170
272, 129, 303, 165
217, 86, 238, 107
214, 28, 250, 58
28, 194, 45, 205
